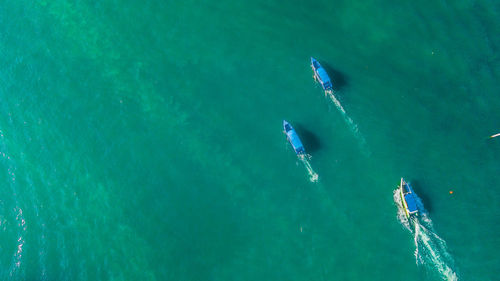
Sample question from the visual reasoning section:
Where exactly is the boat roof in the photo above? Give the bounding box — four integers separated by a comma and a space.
283, 120, 305, 154
317, 68, 331, 83
288, 130, 304, 152
401, 179, 419, 214
404, 193, 418, 213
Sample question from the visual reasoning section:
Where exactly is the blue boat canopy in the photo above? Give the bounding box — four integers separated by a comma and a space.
283, 120, 305, 155
400, 178, 419, 216
311, 57, 333, 90
289, 130, 304, 153
317, 68, 331, 84
404, 193, 418, 214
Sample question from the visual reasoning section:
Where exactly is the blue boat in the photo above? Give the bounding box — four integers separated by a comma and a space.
283, 120, 305, 155
399, 178, 419, 218
311, 57, 333, 91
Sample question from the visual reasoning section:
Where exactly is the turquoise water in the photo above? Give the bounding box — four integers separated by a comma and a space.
1, 0, 499, 280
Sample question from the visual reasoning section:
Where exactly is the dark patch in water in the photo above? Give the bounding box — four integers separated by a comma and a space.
410, 179, 432, 214
294, 123, 322, 154
321, 63, 348, 92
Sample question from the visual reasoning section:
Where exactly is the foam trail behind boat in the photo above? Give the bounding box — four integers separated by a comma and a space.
413, 216, 457, 281
325, 90, 369, 154
299, 154, 318, 183
393, 188, 458, 281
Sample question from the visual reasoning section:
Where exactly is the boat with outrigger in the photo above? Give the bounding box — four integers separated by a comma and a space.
283, 120, 305, 155
399, 178, 419, 218
311, 57, 333, 91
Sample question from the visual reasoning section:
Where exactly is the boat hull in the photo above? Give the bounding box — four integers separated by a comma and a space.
399, 184, 411, 218
311, 57, 333, 91
283, 120, 305, 155
399, 178, 419, 218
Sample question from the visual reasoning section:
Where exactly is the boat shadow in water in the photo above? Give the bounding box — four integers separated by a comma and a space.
410, 179, 432, 214
294, 124, 322, 154
322, 63, 348, 92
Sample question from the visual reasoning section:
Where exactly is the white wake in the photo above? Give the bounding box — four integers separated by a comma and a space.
325, 90, 369, 154
298, 154, 318, 183
393, 189, 458, 280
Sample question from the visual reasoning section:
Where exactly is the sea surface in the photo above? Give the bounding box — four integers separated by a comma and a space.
1, 0, 499, 280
